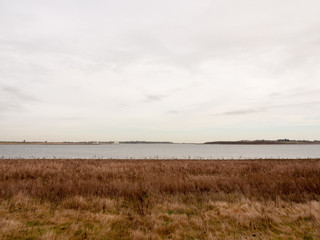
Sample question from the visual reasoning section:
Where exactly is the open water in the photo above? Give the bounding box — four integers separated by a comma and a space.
1, 143, 320, 159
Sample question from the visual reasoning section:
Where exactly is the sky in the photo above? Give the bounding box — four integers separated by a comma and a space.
1, 0, 320, 143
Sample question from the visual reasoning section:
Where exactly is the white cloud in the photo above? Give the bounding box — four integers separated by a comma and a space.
0, 0, 320, 142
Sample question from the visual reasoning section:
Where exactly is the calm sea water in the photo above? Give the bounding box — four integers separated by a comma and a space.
1, 144, 320, 159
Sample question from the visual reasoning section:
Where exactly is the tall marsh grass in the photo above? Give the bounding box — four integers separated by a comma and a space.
1, 159, 320, 239
0, 159, 319, 202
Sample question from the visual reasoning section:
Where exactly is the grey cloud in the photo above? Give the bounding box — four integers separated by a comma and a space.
0, 85, 40, 115
1, 2, 319, 77
271, 100, 320, 110
269, 92, 281, 97
215, 109, 265, 116
167, 110, 179, 114
2, 86, 39, 102
212, 100, 320, 117
144, 94, 167, 103
267, 89, 320, 104
59, 117, 81, 121
0, 101, 23, 114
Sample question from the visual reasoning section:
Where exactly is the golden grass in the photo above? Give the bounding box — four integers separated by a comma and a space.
0, 159, 320, 239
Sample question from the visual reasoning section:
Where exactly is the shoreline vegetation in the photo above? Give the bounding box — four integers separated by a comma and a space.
1, 139, 320, 145
0, 159, 320, 239
204, 139, 320, 144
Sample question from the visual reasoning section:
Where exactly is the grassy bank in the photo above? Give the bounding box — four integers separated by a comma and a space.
0, 159, 320, 239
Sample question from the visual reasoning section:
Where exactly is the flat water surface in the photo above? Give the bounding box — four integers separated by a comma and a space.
1, 144, 320, 159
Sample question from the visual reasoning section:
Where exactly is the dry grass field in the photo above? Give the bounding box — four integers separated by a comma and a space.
0, 159, 320, 239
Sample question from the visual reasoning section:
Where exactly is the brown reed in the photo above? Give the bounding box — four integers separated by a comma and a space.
0, 159, 319, 203
1, 159, 320, 239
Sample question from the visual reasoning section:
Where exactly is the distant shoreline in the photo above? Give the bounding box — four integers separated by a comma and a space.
1, 140, 320, 145
0, 141, 173, 145
204, 141, 320, 145
204, 140, 320, 145
0, 142, 104, 145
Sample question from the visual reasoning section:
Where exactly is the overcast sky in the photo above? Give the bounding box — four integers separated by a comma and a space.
1, 0, 320, 142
